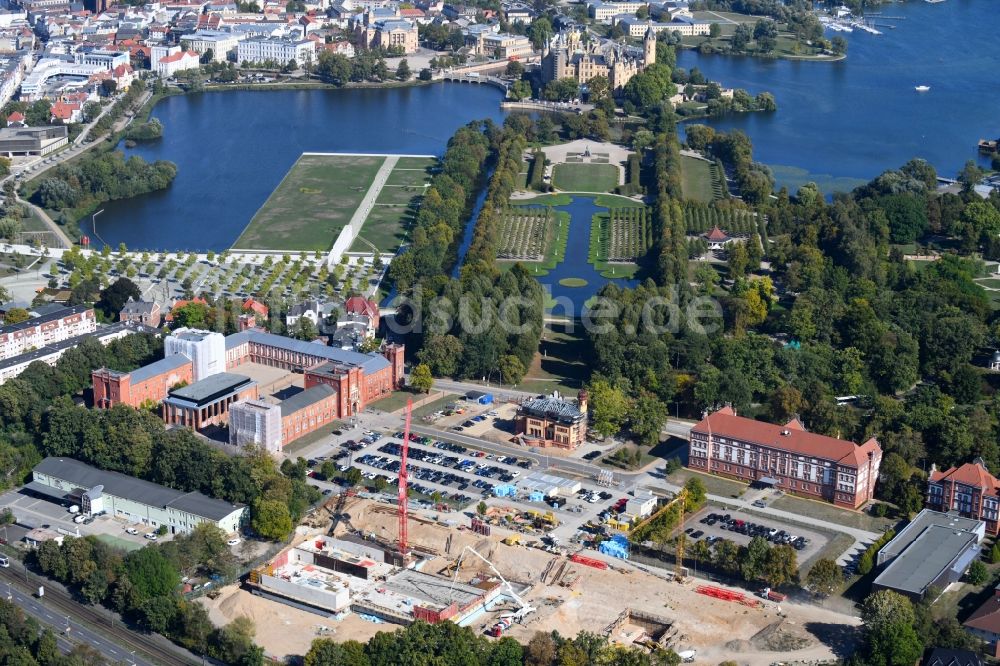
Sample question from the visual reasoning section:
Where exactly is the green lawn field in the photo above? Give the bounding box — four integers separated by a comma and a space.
234, 154, 385, 251
680, 155, 723, 203
552, 163, 620, 193
350, 205, 415, 253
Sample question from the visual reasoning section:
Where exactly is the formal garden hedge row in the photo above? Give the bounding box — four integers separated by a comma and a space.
683, 202, 760, 235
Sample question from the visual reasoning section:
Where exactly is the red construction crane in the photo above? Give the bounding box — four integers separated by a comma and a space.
398, 398, 412, 555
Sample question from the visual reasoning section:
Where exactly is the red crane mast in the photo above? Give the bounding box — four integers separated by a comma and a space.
398, 399, 412, 555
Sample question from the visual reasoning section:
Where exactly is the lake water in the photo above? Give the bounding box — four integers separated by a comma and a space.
95, 1, 999, 248
94, 84, 507, 251
527, 197, 639, 310
678, 0, 1000, 194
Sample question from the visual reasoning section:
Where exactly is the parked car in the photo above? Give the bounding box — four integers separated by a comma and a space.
144, 533, 158, 541
752, 500, 766, 508
125, 527, 139, 535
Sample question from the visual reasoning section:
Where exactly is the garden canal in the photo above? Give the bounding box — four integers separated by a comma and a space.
514, 196, 639, 312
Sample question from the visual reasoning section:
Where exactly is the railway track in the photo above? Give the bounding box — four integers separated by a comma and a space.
0, 566, 196, 666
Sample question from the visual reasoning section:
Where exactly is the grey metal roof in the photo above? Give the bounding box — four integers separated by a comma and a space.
227, 330, 390, 373
167, 372, 254, 404
279, 384, 337, 416
33, 457, 243, 521
518, 397, 584, 424
120, 299, 157, 316
128, 353, 190, 385
880, 509, 984, 562
874, 525, 979, 596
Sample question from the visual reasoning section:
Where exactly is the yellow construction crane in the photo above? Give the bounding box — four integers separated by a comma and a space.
675, 488, 689, 581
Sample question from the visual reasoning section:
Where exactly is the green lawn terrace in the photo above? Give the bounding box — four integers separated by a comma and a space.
551, 163, 621, 193
680, 154, 727, 203
233, 153, 437, 254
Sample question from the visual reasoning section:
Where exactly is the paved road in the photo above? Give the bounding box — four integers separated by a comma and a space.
0, 561, 196, 665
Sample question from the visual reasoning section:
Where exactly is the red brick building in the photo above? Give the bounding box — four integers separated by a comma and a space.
688, 407, 882, 509
119, 298, 161, 328
225, 330, 404, 419
92, 355, 193, 409
279, 384, 338, 446
927, 458, 1000, 536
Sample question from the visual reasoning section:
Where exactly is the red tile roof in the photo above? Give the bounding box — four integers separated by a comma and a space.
7, 111, 24, 122
965, 592, 1000, 634
242, 298, 269, 318
159, 50, 197, 64
165, 297, 208, 320
930, 461, 1000, 494
345, 296, 378, 320
50, 101, 80, 121
704, 226, 729, 242
691, 406, 880, 468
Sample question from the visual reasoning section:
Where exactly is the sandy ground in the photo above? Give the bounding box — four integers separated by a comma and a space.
205, 498, 861, 664
199, 586, 393, 658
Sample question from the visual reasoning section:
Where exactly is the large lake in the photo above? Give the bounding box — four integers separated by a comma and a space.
678, 0, 1000, 193
95, 84, 507, 251
95, 0, 999, 249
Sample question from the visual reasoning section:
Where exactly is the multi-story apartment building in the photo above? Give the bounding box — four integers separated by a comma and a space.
0, 305, 96, 360
927, 458, 1000, 535
236, 37, 315, 65
688, 406, 882, 509
1, 321, 148, 385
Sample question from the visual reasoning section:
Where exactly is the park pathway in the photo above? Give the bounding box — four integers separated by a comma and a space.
347, 155, 398, 237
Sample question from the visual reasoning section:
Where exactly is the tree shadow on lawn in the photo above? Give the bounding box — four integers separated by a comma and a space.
804, 622, 861, 659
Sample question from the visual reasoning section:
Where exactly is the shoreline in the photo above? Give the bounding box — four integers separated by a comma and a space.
676, 43, 846, 63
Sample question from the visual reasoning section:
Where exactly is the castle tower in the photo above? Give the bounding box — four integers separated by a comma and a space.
644, 23, 656, 66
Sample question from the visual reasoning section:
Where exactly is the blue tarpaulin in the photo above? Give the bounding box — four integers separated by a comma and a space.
599, 535, 630, 560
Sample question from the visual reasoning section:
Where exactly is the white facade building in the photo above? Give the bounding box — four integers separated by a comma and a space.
31, 457, 245, 535
229, 399, 282, 453
236, 37, 315, 65
180, 30, 245, 62
150, 45, 200, 77
165, 328, 226, 381
0, 305, 96, 360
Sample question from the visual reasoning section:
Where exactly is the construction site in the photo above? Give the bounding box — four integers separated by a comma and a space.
200, 404, 861, 663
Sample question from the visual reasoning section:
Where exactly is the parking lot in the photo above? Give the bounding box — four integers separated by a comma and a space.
687, 507, 826, 564
301, 428, 636, 544
0, 489, 167, 549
